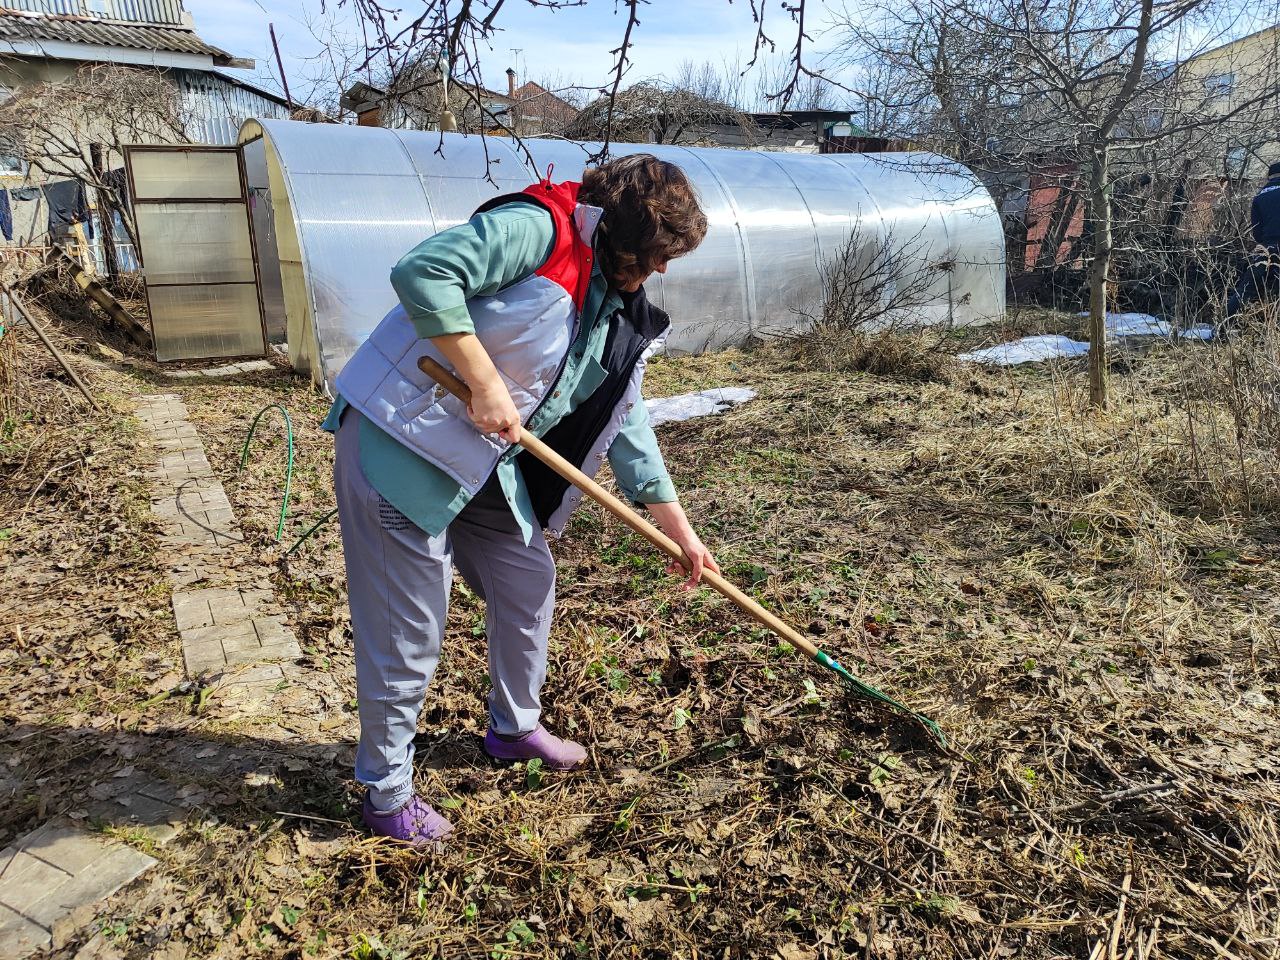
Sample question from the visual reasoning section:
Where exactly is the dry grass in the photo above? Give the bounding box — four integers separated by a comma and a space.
0, 298, 190, 845
772, 323, 958, 384
2, 309, 1278, 959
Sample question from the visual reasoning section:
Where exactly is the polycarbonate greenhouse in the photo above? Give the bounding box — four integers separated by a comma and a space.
237, 119, 1005, 391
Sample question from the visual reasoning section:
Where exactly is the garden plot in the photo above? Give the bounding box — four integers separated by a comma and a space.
2, 307, 1278, 959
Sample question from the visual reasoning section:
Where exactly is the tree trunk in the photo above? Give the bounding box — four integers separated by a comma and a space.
89, 143, 119, 282
1086, 143, 1110, 408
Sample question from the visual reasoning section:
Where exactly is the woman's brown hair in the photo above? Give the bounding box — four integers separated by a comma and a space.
578, 154, 708, 287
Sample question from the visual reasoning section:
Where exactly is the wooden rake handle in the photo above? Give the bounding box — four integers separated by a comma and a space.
416, 355, 825, 662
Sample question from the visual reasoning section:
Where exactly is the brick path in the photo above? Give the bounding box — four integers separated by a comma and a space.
0, 394, 309, 957
0, 821, 156, 957
136, 394, 301, 677
0, 771, 215, 957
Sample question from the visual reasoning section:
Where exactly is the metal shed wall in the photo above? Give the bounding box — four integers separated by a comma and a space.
180, 71, 291, 146
239, 119, 1005, 392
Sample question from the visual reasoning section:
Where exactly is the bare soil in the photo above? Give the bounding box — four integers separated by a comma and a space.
2, 301, 1277, 959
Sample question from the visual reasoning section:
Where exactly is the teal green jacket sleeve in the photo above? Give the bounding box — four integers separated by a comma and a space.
390, 204, 556, 339
608, 398, 678, 505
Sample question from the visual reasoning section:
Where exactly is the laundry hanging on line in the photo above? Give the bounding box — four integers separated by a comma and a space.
41, 179, 93, 239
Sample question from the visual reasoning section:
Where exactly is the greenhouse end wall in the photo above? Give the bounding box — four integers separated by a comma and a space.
239, 120, 1006, 392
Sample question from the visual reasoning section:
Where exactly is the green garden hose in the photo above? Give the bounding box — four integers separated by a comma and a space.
285, 507, 338, 557
240, 403, 294, 541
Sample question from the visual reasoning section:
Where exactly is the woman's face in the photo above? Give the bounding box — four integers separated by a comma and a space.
616, 258, 669, 293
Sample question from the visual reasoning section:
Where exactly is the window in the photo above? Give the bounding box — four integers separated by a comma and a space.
1225, 146, 1247, 179
1204, 72, 1235, 100
0, 135, 26, 176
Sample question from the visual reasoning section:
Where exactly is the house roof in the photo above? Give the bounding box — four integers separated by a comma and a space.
210, 69, 291, 109
752, 109, 856, 124
0, 9, 247, 67
512, 80, 574, 108
1182, 23, 1279, 64
341, 77, 513, 113
341, 79, 385, 113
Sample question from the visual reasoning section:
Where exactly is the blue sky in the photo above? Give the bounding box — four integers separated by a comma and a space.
188, 0, 844, 105
189, 0, 1274, 110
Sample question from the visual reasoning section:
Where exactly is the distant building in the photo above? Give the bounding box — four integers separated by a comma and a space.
342, 69, 577, 137
707, 111, 881, 154
1175, 24, 1280, 179
505, 74, 578, 137
342, 76, 513, 132
1012, 24, 1280, 272
0, 0, 290, 265
0, 0, 290, 148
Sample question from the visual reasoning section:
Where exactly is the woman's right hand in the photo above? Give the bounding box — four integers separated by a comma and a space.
467, 380, 522, 442
428, 333, 522, 441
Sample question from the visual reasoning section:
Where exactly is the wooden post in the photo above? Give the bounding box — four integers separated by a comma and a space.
1086, 143, 1110, 409
53, 246, 150, 348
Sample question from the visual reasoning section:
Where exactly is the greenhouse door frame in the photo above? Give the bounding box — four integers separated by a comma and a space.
126, 143, 269, 362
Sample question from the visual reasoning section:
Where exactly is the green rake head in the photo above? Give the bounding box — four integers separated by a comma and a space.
815, 650, 947, 749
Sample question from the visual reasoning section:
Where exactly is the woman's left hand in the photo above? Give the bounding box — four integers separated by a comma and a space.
647, 501, 720, 590
666, 528, 721, 590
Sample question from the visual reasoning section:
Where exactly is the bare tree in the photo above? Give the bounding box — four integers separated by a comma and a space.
0, 63, 188, 273
565, 77, 757, 146
801, 225, 952, 331
836, 0, 1280, 407
338, 0, 818, 157
298, 5, 371, 122
750, 55, 837, 111
685, 52, 842, 113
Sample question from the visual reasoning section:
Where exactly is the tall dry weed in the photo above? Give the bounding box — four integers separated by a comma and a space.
0, 324, 16, 424
785, 226, 959, 381
1170, 308, 1280, 517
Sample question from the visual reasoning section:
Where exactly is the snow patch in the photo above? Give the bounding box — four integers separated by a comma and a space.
1102, 312, 1172, 338
962, 313, 1218, 366
958, 335, 1090, 366
647, 387, 757, 426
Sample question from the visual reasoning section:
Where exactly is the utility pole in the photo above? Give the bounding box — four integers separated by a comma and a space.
269, 23, 294, 113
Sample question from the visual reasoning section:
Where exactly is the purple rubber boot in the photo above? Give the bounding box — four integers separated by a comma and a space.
361, 793, 453, 847
483, 725, 588, 771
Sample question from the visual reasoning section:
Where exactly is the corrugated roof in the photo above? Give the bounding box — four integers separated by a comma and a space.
0, 10, 235, 62
210, 69, 291, 109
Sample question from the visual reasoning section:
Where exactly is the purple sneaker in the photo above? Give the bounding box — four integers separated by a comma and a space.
484, 725, 588, 771
361, 793, 453, 848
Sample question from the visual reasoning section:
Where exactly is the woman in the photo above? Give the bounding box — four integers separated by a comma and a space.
325, 154, 720, 846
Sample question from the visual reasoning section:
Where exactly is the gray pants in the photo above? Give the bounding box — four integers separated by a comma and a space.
334, 412, 556, 811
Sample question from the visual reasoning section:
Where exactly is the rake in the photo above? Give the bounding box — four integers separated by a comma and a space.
418, 356, 946, 748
